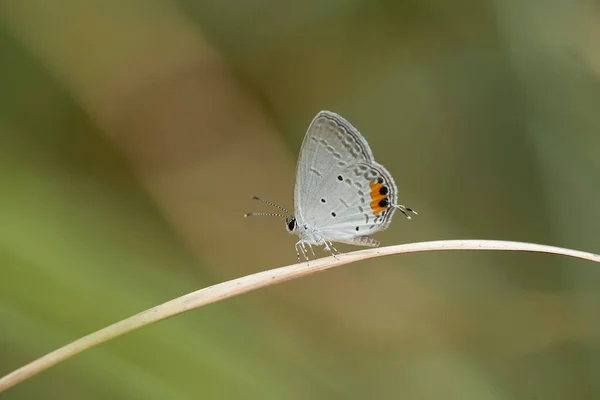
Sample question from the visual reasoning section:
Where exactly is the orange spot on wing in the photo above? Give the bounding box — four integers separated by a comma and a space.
369, 181, 389, 216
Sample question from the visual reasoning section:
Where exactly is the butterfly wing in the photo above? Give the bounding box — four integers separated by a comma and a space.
294, 111, 375, 223
304, 161, 399, 246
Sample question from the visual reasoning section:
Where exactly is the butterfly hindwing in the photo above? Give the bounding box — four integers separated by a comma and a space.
301, 161, 399, 243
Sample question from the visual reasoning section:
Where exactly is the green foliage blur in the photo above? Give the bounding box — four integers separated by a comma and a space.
1, 0, 599, 399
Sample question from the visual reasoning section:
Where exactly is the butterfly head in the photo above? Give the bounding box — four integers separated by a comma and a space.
285, 217, 297, 233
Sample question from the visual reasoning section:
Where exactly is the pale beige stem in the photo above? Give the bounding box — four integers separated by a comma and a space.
1, 240, 599, 392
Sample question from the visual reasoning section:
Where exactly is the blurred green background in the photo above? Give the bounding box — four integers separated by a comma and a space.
1, 0, 599, 399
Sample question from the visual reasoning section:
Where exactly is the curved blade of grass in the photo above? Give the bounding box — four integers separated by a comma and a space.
1, 239, 599, 392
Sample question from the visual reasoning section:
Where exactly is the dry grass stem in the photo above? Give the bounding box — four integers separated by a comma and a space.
1, 239, 599, 392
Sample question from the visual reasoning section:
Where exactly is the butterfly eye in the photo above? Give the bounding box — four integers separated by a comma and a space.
286, 218, 297, 232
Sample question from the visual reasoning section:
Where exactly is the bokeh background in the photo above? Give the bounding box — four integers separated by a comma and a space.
1, 0, 599, 399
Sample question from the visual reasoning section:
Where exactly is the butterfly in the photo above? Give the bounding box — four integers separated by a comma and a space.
246, 111, 416, 260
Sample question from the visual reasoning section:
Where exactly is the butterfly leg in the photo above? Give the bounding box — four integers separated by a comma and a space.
301, 242, 314, 261
307, 242, 317, 259
294, 243, 301, 263
328, 241, 341, 257
295, 241, 309, 262
322, 241, 340, 260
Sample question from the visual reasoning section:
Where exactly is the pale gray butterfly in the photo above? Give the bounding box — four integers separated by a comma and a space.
245, 110, 416, 261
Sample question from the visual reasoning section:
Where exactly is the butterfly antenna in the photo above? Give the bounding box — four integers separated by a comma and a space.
244, 212, 288, 219
392, 204, 418, 220
248, 196, 292, 216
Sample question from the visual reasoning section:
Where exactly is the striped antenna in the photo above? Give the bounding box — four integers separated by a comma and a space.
244, 212, 288, 219
245, 196, 292, 217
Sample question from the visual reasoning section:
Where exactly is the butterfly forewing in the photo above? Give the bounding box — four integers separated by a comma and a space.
294, 111, 375, 222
